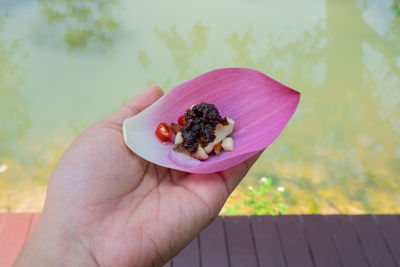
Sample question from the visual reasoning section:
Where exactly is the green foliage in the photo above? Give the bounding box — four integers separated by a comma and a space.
223, 177, 288, 215
225, 204, 242, 215
244, 177, 288, 215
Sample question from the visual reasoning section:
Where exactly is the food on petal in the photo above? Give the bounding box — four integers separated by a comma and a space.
174, 131, 183, 145
193, 144, 209, 160
214, 143, 222, 156
204, 142, 215, 154
178, 115, 186, 126
123, 68, 300, 174
155, 102, 235, 160
170, 123, 182, 134
222, 137, 234, 151
214, 118, 234, 144
155, 123, 172, 143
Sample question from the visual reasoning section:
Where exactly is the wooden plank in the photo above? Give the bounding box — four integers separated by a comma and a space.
225, 216, 258, 267
302, 215, 341, 267
250, 215, 285, 267
325, 215, 368, 267
375, 215, 400, 266
173, 236, 200, 267
351, 215, 396, 267
0, 213, 33, 267
27, 213, 41, 238
199, 216, 229, 267
275, 215, 314, 267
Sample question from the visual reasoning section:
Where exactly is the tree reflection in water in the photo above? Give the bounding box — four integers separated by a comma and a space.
0, 15, 42, 212
39, 0, 120, 50
0, 16, 31, 159
1, 0, 400, 213
152, 0, 400, 213
154, 23, 210, 78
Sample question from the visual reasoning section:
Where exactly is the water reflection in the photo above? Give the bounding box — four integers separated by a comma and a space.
154, 23, 210, 78
0, 17, 31, 158
393, 0, 400, 16
238, 0, 400, 213
1, 0, 400, 213
0, 15, 43, 212
225, 24, 326, 89
138, 50, 151, 68
39, 0, 120, 51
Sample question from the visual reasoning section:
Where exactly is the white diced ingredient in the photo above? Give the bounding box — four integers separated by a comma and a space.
194, 145, 209, 160
222, 137, 234, 151
204, 142, 214, 154
213, 118, 235, 144
175, 131, 183, 145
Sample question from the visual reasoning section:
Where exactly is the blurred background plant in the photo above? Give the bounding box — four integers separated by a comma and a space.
221, 177, 288, 215
392, 0, 400, 16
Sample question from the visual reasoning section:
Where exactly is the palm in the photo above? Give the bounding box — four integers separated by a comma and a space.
41, 86, 259, 267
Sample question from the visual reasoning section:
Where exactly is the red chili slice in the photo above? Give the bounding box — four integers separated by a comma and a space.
155, 123, 172, 142
178, 115, 186, 126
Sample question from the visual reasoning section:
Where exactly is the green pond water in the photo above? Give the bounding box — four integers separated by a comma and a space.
1, 0, 400, 213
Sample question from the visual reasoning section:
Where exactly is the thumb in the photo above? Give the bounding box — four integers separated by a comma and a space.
106, 85, 164, 125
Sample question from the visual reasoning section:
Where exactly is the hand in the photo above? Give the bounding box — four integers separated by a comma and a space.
15, 85, 261, 267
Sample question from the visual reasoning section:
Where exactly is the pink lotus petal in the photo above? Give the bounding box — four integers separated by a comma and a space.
123, 68, 300, 174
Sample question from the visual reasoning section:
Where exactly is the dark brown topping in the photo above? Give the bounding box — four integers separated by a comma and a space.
182, 102, 226, 153
220, 117, 229, 126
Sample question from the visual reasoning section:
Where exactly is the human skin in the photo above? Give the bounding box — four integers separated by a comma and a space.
14, 85, 262, 267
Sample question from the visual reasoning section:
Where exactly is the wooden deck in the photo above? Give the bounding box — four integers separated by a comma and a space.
1, 214, 399, 267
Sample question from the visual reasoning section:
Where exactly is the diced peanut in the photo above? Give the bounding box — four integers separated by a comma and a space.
175, 131, 183, 145
193, 145, 209, 160
222, 137, 234, 151
214, 143, 222, 156
214, 118, 235, 144
204, 142, 214, 154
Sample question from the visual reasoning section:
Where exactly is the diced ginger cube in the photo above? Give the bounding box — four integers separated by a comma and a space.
222, 137, 234, 151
